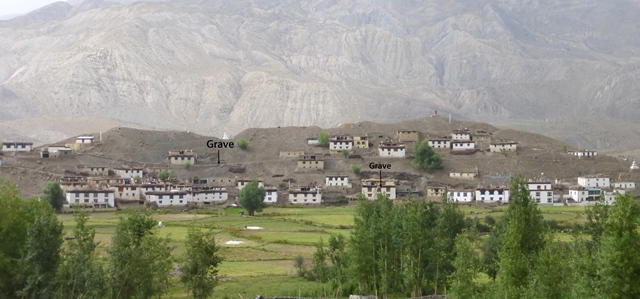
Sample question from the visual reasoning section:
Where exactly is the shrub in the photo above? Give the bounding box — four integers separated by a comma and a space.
351, 164, 362, 176
237, 138, 248, 150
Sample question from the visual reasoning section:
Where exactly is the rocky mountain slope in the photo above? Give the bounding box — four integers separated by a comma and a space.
1, 0, 640, 150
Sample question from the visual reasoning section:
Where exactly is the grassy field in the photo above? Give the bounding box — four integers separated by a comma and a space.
58, 204, 591, 298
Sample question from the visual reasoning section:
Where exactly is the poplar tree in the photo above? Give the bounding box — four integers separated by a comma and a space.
596, 193, 640, 298
494, 175, 547, 298
42, 181, 64, 212
181, 226, 222, 299
56, 211, 106, 299
449, 227, 481, 299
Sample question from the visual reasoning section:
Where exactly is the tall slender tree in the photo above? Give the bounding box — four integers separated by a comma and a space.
42, 182, 65, 212
56, 211, 106, 299
181, 226, 223, 299
595, 193, 640, 298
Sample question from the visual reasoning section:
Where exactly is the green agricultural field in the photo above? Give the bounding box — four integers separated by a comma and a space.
57, 203, 591, 298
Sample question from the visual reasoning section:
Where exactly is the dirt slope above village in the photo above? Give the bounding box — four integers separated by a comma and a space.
1, 116, 638, 199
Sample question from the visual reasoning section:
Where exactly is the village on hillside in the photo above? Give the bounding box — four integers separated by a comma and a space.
1, 117, 638, 211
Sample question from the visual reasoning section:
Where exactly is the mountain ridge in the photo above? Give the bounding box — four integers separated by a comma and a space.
1, 0, 640, 150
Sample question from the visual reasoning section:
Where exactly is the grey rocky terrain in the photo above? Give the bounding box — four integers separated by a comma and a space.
1, 0, 640, 150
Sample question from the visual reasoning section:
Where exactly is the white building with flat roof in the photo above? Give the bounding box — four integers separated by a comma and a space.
447, 190, 475, 202
475, 187, 510, 203
577, 177, 610, 189
66, 190, 115, 208
527, 182, 553, 204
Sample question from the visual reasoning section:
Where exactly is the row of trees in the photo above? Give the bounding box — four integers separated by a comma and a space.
0, 179, 223, 299
309, 176, 640, 299
309, 193, 466, 297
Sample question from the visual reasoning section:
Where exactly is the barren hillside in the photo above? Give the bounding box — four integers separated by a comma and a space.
1, 0, 640, 149
1, 117, 638, 199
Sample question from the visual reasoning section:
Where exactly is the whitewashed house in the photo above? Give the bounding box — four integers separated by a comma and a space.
113, 167, 144, 179
66, 190, 115, 208
2, 142, 33, 152
329, 135, 354, 152
490, 141, 518, 153
264, 187, 278, 203
568, 150, 597, 157
614, 182, 636, 189
145, 191, 190, 207
428, 138, 451, 149
110, 184, 141, 200
237, 179, 264, 190
451, 129, 472, 141
192, 187, 228, 204
48, 145, 71, 153
475, 187, 510, 203
139, 184, 168, 197
568, 187, 601, 202
288, 187, 322, 204
76, 136, 94, 144
449, 172, 477, 179
325, 175, 350, 187
447, 190, 475, 202
451, 141, 476, 151
82, 166, 109, 176
378, 141, 406, 158
603, 189, 626, 205
577, 177, 611, 188
361, 179, 397, 200
527, 182, 553, 204
166, 150, 196, 165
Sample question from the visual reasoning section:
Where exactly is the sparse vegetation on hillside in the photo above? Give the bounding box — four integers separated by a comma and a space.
157, 170, 170, 181
318, 131, 329, 147
185, 162, 192, 170
237, 138, 248, 150
412, 140, 442, 173
351, 164, 362, 176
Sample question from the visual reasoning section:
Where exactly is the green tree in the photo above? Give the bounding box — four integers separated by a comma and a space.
595, 193, 640, 298
0, 179, 29, 297
157, 170, 170, 181
238, 180, 266, 216
341, 149, 349, 158
16, 199, 64, 298
237, 139, 248, 150
318, 131, 330, 147
412, 140, 442, 173
310, 239, 328, 283
133, 176, 142, 184
107, 210, 174, 299
43, 181, 64, 212
450, 228, 481, 299
294, 255, 306, 277
494, 175, 547, 298
181, 226, 223, 299
351, 164, 362, 176
185, 162, 192, 170
56, 211, 106, 299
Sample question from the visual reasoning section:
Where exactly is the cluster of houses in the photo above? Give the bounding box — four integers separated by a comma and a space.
427, 129, 519, 154
445, 177, 635, 205
2, 125, 626, 210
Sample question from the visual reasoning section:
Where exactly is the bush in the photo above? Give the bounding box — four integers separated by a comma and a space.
184, 162, 192, 170
337, 198, 349, 205
351, 164, 362, 176
318, 131, 329, 147
341, 149, 349, 158
237, 138, 248, 150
